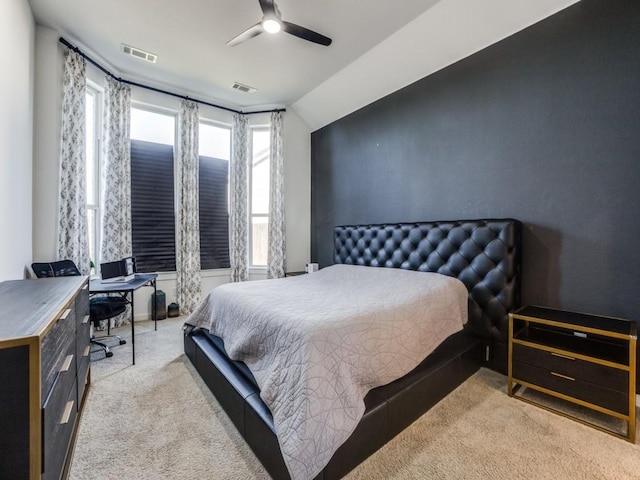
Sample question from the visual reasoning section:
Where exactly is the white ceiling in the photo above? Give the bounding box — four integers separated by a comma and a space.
28, 0, 439, 108
28, 0, 580, 130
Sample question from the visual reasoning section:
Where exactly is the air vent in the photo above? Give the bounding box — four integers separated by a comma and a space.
232, 82, 258, 94
121, 44, 157, 63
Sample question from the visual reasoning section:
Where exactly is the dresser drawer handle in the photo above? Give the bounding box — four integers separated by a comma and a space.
551, 352, 575, 361
550, 371, 575, 381
83, 345, 90, 357
59, 308, 72, 321
60, 354, 74, 372
60, 400, 75, 425
82, 315, 90, 325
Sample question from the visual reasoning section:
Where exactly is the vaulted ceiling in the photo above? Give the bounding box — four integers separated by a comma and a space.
28, 0, 580, 130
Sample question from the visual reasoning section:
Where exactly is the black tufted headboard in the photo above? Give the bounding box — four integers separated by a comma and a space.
334, 219, 522, 347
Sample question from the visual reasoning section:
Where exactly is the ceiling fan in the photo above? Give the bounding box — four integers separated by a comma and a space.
227, 0, 332, 47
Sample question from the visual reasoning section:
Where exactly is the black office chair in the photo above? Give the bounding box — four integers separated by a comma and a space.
31, 260, 128, 358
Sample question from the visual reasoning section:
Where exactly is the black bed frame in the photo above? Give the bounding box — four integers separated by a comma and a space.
184, 219, 522, 479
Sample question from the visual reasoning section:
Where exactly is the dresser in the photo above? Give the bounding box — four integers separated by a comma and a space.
0, 277, 91, 479
508, 305, 636, 442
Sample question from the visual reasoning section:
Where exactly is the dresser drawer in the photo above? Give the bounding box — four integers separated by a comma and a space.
77, 345, 91, 406
76, 313, 91, 361
41, 306, 76, 397
512, 360, 628, 414
42, 347, 77, 415
512, 343, 629, 392
42, 373, 78, 480
76, 285, 90, 325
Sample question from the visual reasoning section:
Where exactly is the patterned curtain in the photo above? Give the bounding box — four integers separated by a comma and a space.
100, 77, 132, 327
230, 113, 250, 282
176, 99, 202, 314
267, 111, 286, 279
100, 77, 132, 263
57, 50, 90, 274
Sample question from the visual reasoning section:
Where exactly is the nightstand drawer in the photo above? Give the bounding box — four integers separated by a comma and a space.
512, 343, 628, 392
512, 360, 628, 414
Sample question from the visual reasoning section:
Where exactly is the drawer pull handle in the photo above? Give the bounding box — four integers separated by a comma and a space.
60, 354, 74, 372
551, 352, 575, 361
60, 400, 74, 425
550, 371, 575, 381
82, 315, 90, 325
83, 345, 90, 357
59, 308, 71, 321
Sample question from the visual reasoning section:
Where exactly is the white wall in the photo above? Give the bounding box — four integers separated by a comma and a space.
283, 110, 311, 273
292, 0, 581, 131
31, 32, 312, 320
0, 0, 35, 281
33, 26, 63, 263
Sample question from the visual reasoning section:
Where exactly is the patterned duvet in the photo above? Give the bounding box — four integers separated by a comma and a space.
187, 264, 467, 480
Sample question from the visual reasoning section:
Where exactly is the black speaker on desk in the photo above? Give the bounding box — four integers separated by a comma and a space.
152, 290, 167, 320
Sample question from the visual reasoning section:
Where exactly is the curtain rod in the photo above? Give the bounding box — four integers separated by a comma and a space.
59, 37, 285, 116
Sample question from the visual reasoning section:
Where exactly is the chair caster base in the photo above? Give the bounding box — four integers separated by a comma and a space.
105, 351, 114, 358
119, 340, 127, 345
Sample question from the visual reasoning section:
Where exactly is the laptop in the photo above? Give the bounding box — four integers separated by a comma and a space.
100, 256, 136, 283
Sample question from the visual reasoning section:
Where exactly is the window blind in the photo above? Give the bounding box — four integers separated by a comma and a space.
199, 155, 230, 269
130, 139, 176, 272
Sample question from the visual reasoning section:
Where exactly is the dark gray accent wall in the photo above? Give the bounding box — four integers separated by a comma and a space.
311, 0, 640, 322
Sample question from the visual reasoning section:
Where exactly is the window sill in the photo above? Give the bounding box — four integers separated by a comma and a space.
202, 268, 232, 278
149, 269, 232, 282
141, 268, 267, 283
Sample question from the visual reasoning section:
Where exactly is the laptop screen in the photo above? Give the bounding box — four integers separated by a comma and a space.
100, 257, 136, 281
100, 260, 124, 281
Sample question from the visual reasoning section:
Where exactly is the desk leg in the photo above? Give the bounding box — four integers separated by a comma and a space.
154, 280, 157, 331
131, 293, 135, 366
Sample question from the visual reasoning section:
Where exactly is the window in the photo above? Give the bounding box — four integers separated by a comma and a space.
199, 122, 231, 270
250, 128, 270, 266
85, 86, 101, 267
130, 107, 176, 273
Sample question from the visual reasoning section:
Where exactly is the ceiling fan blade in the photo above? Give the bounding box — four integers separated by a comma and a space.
258, 0, 277, 16
281, 21, 332, 46
226, 22, 264, 46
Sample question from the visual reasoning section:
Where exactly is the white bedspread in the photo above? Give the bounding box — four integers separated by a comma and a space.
187, 264, 467, 480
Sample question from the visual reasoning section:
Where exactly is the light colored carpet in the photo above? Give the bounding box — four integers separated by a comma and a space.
70, 317, 640, 480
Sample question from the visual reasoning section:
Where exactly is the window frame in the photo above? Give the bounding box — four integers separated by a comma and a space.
249, 125, 271, 268
85, 81, 102, 269
130, 103, 178, 273
198, 118, 231, 271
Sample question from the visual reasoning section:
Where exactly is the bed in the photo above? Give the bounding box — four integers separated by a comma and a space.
184, 218, 522, 479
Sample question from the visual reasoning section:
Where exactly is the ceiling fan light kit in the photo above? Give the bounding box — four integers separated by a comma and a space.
262, 18, 281, 34
227, 0, 332, 47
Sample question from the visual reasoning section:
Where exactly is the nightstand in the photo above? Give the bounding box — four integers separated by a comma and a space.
508, 305, 637, 442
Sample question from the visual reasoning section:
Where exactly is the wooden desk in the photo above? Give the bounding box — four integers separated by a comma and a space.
89, 273, 157, 365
